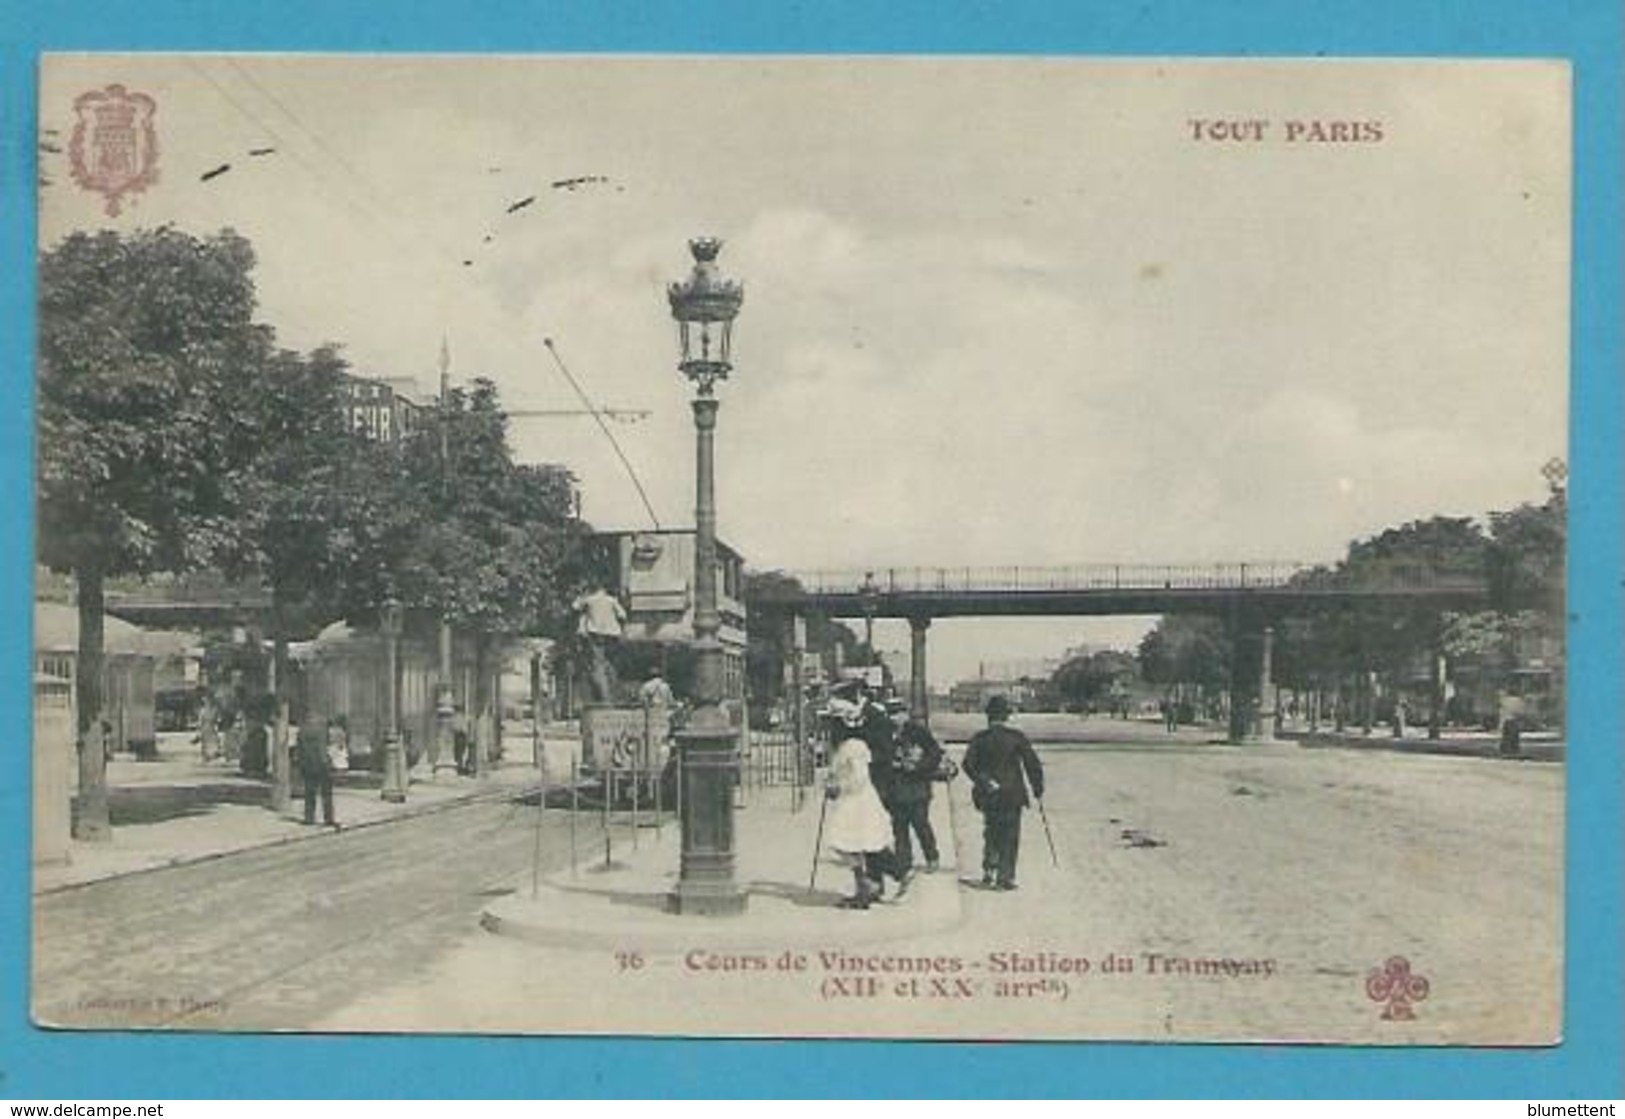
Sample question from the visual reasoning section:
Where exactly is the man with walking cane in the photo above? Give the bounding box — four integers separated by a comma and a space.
962, 695, 1045, 891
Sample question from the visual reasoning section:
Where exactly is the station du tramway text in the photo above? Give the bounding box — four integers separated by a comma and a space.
678, 949, 1278, 980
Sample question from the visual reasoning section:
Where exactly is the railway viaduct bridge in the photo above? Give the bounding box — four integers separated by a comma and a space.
753, 561, 1495, 744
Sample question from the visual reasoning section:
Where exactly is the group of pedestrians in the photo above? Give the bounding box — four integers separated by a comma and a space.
821, 684, 944, 910
821, 683, 1047, 909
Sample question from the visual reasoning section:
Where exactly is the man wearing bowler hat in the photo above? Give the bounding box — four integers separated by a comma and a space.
962, 694, 1045, 890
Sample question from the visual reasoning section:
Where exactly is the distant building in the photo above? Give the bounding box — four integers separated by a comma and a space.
343, 373, 428, 443
978, 656, 1063, 682
949, 678, 1036, 714
33, 601, 197, 756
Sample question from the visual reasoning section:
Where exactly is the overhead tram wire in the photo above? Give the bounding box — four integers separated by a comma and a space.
189, 62, 535, 416
225, 58, 375, 187
507, 408, 650, 423
221, 59, 474, 268
541, 337, 662, 531
185, 60, 406, 241
192, 61, 660, 524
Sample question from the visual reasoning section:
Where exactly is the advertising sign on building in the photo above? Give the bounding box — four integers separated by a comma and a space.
581, 705, 670, 775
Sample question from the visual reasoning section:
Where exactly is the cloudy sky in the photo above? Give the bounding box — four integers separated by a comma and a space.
39, 56, 1569, 682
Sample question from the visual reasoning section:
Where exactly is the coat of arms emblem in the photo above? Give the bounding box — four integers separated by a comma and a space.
68, 84, 160, 216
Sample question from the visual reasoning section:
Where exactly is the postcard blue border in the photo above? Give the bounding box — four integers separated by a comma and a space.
1, 0, 1619, 1100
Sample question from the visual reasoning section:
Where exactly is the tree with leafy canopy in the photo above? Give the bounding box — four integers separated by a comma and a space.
1051, 649, 1140, 713
1481, 488, 1567, 728
743, 570, 862, 707
377, 379, 583, 632
217, 345, 364, 619
1137, 616, 1230, 691
1320, 516, 1490, 731
38, 226, 266, 840
1282, 503, 1562, 732
367, 378, 585, 764
1487, 490, 1565, 612
1340, 515, 1489, 663
210, 342, 375, 806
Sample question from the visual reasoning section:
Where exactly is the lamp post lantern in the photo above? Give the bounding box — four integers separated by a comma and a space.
666, 236, 747, 916
859, 570, 880, 661
379, 597, 407, 802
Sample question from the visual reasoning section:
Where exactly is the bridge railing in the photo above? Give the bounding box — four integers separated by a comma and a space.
788, 563, 1319, 596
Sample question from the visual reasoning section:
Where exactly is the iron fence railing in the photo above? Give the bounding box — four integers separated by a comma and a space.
740, 728, 814, 789
775, 562, 1488, 597
787, 563, 1314, 595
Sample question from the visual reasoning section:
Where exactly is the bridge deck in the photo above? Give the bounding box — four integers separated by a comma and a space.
756, 564, 1491, 618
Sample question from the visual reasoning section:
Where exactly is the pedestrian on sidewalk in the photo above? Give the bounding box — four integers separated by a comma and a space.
963, 695, 1045, 891
638, 667, 674, 710
295, 712, 339, 829
573, 583, 627, 704
855, 684, 899, 811
887, 698, 943, 874
453, 718, 474, 776
824, 714, 907, 910
241, 709, 270, 778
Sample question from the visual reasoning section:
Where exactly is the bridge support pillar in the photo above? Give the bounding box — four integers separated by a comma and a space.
1225, 609, 1249, 744
1251, 625, 1277, 743
1226, 612, 1277, 745
1428, 649, 1447, 741
908, 615, 932, 727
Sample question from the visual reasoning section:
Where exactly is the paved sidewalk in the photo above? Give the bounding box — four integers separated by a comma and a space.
1280, 726, 1565, 763
36, 732, 549, 894
481, 778, 964, 951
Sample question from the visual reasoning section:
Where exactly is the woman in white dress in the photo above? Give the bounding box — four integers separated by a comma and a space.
824, 733, 900, 909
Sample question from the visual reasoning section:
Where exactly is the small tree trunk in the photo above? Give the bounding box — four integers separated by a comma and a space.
198, 658, 219, 761
73, 564, 111, 841
491, 650, 504, 765
1361, 669, 1376, 736
472, 632, 495, 777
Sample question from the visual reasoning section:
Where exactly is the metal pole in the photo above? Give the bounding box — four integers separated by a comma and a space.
602, 752, 612, 869
531, 768, 545, 899
668, 389, 745, 915
569, 757, 579, 879
654, 722, 665, 838
791, 614, 807, 813
381, 610, 405, 802
433, 619, 455, 774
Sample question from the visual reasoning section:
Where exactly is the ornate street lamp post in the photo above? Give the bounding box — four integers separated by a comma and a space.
859, 571, 880, 663
667, 236, 746, 916
379, 598, 406, 803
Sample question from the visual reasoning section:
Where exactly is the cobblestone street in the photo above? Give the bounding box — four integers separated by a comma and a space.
34, 794, 592, 1031
313, 717, 1563, 1044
